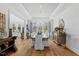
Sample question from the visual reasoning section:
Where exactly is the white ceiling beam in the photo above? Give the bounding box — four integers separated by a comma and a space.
49, 3, 65, 19
0, 3, 31, 21
8, 3, 31, 20
49, 3, 72, 19
1, 3, 26, 20
20, 3, 32, 19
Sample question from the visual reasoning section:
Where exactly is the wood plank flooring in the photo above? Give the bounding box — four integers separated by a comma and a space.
7, 37, 78, 56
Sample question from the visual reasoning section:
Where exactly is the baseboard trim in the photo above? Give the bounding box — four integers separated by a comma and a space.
66, 46, 79, 55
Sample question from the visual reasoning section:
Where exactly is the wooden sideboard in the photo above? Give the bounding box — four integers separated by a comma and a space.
0, 36, 17, 56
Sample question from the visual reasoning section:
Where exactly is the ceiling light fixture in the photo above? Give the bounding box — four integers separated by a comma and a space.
40, 5, 43, 8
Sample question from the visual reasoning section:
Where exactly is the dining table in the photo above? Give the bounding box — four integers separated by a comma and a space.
31, 33, 49, 50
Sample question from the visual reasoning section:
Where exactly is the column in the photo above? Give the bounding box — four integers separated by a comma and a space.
24, 19, 27, 39
6, 9, 9, 37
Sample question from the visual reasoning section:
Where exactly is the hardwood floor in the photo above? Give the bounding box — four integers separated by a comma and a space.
7, 37, 78, 56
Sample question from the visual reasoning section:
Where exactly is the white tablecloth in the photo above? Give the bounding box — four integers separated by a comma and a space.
31, 34, 48, 50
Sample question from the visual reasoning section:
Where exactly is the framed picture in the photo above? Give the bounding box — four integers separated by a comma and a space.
0, 13, 6, 36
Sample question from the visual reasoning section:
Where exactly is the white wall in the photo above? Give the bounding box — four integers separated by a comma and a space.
0, 4, 25, 36
10, 13, 24, 33
31, 17, 52, 34
52, 4, 79, 55
31, 17, 50, 24
0, 8, 9, 36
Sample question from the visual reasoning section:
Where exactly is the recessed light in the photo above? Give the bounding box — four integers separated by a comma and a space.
40, 5, 43, 8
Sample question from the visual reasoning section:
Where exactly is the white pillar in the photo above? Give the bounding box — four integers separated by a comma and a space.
24, 20, 27, 39
6, 9, 9, 37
